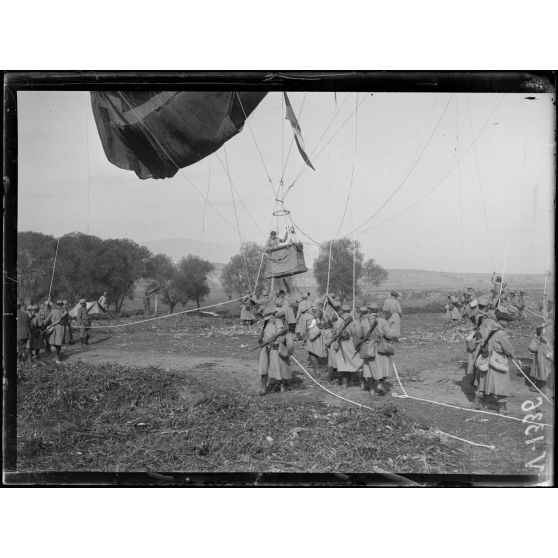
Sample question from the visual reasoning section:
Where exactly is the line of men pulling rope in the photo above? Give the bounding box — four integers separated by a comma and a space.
252, 290, 403, 397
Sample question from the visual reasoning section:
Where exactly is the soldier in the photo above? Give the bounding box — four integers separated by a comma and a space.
278, 289, 297, 333
256, 308, 276, 395
305, 306, 327, 374
240, 291, 256, 325
44, 299, 70, 364
265, 229, 289, 251
517, 290, 526, 319
333, 303, 363, 389
76, 298, 92, 346
143, 290, 151, 316
490, 272, 507, 307
17, 300, 31, 363
98, 291, 108, 311
361, 303, 394, 396
473, 314, 515, 414
445, 294, 462, 321
254, 288, 271, 317
39, 300, 52, 353
528, 319, 554, 396
62, 300, 73, 344
295, 292, 312, 339
27, 304, 45, 359
383, 291, 403, 339
267, 307, 295, 392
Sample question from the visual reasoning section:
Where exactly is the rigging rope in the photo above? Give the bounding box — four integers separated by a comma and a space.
117, 93, 237, 234
235, 92, 278, 200
287, 93, 368, 192
466, 95, 495, 270
223, 146, 253, 293
87, 296, 244, 329
197, 156, 211, 256
455, 97, 467, 288
346, 94, 454, 237
215, 152, 266, 237
352, 94, 507, 239
48, 238, 60, 301
336, 93, 359, 236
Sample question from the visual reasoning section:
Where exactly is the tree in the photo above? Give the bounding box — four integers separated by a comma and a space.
17, 231, 58, 302
362, 258, 388, 287
145, 253, 181, 314
96, 238, 152, 312
313, 238, 364, 299
220, 242, 265, 297
175, 255, 214, 308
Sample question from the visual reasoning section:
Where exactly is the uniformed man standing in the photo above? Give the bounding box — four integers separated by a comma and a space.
17, 300, 31, 363
27, 304, 45, 359
98, 291, 108, 311
76, 298, 92, 346
44, 300, 70, 363
333, 303, 363, 389
383, 291, 403, 339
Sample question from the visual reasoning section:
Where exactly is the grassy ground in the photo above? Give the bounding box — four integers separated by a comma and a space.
17, 360, 464, 474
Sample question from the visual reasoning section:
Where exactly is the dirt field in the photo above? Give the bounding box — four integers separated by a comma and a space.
16, 311, 554, 480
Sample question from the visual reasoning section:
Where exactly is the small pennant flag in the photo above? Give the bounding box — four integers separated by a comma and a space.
283, 92, 315, 171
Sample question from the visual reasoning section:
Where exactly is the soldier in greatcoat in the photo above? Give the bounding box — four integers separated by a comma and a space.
17, 300, 31, 363
44, 300, 70, 363
361, 304, 394, 396
333, 303, 363, 389
27, 304, 45, 359
383, 291, 402, 339
76, 298, 92, 346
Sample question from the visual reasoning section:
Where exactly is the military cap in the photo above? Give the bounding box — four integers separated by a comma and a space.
270, 231, 277, 236
359, 305, 368, 313
28, 304, 38, 311
56, 299, 63, 305
79, 299, 86, 304
367, 302, 380, 311
340, 303, 351, 312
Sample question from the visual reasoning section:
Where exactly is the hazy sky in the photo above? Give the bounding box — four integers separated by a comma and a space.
18, 90, 555, 273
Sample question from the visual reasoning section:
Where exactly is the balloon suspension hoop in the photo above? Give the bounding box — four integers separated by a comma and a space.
272, 208, 291, 217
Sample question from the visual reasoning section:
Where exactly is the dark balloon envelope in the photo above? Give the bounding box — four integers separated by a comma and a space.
91, 91, 267, 179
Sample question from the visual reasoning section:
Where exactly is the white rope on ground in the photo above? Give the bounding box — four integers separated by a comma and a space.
434, 430, 496, 450
48, 238, 60, 301
87, 296, 244, 330
291, 356, 495, 450
391, 362, 551, 427
511, 359, 553, 404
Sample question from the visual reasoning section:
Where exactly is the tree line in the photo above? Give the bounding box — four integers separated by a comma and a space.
18, 232, 388, 313
17, 232, 214, 313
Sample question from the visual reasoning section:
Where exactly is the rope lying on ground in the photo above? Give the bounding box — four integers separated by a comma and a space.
391, 362, 551, 427
511, 358, 553, 404
291, 356, 496, 450
87, 297, 244, 330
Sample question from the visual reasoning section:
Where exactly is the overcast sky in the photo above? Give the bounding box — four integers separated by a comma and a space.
18, 90, 555, 273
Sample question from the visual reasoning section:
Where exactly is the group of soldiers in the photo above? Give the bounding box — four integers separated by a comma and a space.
16, 296, 98, 364
253, 290, 404, 397
445, 274, 527, 322
463, 289, 554, 414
